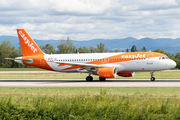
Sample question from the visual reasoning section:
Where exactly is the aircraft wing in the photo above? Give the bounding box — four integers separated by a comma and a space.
48, 61, 111, 68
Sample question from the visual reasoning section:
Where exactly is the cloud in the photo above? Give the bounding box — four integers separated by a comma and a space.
0, 0, 179, 40
49, 0, 111, 14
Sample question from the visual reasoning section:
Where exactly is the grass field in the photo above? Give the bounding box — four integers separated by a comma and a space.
1, 87, 180, 119
1, 87, 180, 96
1, 69, 180, 119
0, 69, 179, 79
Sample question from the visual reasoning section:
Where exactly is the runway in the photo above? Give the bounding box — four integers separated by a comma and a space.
1, 79, 180, 87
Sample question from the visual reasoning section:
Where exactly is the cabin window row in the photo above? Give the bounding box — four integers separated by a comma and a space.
50, 58, 146, 62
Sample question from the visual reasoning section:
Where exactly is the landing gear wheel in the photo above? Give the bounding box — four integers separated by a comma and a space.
99, 77, 106, 81
151, 77, 155, 81
86, 76, 93, 81
150, 71, 155, 81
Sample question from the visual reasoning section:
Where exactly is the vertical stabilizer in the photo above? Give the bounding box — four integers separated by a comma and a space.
17, 29, 44, 56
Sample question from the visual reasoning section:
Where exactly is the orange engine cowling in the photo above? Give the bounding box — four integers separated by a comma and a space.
97, 67, 117, 78
117, 72, 135, 77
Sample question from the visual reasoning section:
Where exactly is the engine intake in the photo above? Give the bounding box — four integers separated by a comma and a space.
117, 72, 135, 77
97, 67, 117, 78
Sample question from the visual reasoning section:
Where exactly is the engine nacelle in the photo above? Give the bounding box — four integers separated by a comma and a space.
117, 72, 135, 77
97, 67, 117, 78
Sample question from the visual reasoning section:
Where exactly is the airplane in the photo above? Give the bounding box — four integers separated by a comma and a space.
6, 29, 176, 81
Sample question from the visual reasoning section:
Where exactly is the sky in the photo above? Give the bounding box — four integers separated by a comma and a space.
0, 0, 180, 41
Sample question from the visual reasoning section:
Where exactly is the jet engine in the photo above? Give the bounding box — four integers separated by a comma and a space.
97, 67, 117, 78
117, 72, 135, 77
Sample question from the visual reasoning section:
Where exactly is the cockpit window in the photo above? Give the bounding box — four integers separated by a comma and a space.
159, 57, 169, 60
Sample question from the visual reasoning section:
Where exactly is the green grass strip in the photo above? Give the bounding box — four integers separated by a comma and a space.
1, 87, 180, 119
0, 70, 180, 79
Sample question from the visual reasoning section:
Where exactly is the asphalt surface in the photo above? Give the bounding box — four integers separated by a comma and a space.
1, 79, 180, 87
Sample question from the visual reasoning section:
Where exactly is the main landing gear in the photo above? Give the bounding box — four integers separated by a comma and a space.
86, 73, 93, 81
86, 76, 93, 81
86, 73, 106, 81
86, 76, 106, 81
150, 71, 155, 81
99, 77, 106, 81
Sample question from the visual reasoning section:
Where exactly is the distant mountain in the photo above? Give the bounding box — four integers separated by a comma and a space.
0, 35, 180, 54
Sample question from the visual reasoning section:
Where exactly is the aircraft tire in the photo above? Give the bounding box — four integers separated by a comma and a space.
151, 77, 155, 81
99, 77, 106, 81
86, 76, 93, 81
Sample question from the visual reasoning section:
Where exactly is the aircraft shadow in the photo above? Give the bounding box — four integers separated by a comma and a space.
0, 79, 180, 83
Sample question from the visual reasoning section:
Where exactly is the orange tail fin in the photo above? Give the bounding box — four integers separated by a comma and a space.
17, 29, 44, 56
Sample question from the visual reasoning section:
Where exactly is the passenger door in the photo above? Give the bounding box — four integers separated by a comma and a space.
147, 54, 153, 65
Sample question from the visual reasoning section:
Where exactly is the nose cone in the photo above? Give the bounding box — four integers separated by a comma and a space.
169, 60, 176, 69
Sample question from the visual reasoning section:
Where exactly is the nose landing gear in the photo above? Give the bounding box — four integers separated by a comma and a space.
150, 71, 155, 81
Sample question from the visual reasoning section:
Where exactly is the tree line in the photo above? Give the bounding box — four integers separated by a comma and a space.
39, 37, 107, 54
1, 37, 180, 69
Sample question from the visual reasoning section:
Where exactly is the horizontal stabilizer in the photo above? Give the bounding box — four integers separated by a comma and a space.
5, 57, 33, 63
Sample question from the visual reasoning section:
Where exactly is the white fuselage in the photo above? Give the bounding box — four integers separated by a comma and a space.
43, 52, 176, 73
